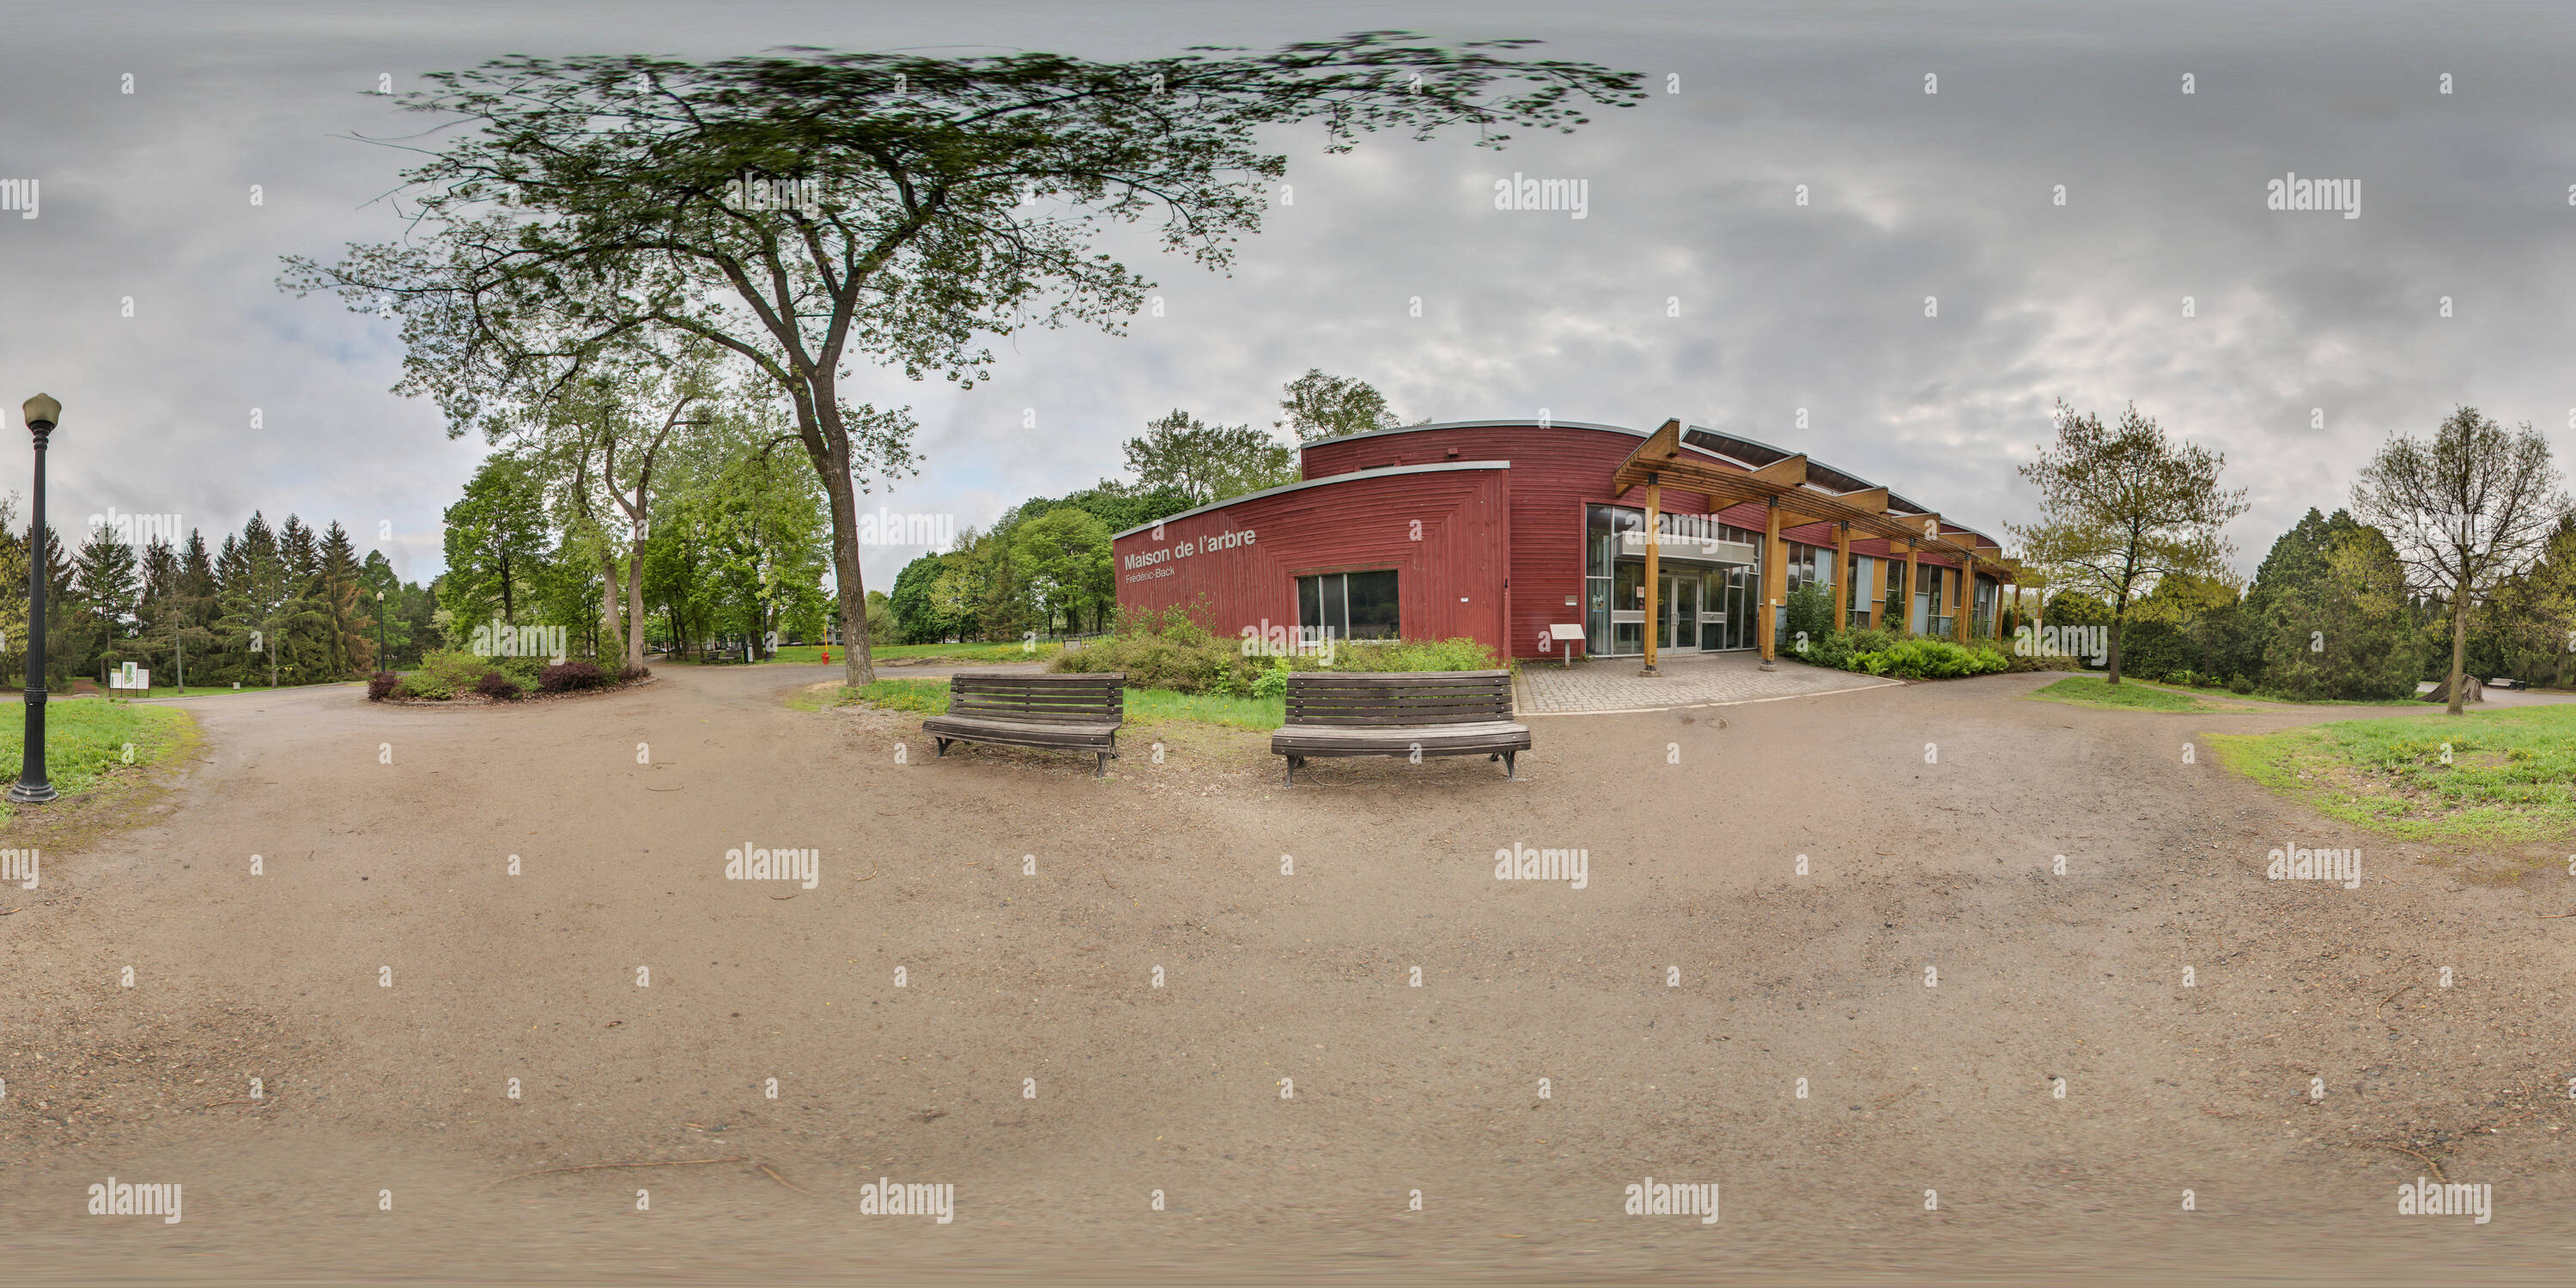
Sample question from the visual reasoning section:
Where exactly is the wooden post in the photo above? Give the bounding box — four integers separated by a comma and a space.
1903, 547, 1922, 637
1642, 474, 1662, 676
1954, 563, 1971, 642
1759, 500, 1782, 664
1833, 522, 1853, 633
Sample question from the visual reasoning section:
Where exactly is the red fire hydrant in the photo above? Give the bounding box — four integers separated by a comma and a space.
820, 647, 830, 665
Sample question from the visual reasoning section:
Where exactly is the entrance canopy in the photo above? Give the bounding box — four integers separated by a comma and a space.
1610, 419, 2018, 668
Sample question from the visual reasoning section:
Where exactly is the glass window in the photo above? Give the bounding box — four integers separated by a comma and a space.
1345, 570, 1399, 640
1297, 571, 1400, 641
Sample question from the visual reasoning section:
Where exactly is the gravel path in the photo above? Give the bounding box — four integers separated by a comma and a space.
3, 665, 2571, 1283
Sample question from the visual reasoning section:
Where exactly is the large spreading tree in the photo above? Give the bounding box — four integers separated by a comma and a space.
281, 34, 1643, 684
2350, 406, 2570, 714
2008, 400, 2250, 684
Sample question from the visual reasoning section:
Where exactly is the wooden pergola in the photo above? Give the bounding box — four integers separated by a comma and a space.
1611, 420, 2019, 671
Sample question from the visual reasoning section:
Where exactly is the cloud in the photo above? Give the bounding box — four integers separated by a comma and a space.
2, 2, 2569, 598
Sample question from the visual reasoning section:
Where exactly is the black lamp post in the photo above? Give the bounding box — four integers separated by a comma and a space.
10, 393, 60, 805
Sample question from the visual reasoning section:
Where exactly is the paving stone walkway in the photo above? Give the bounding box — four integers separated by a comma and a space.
1516, 649, 1899, 714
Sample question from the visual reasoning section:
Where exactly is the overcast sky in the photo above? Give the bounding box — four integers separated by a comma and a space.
3, 0, 2573, 592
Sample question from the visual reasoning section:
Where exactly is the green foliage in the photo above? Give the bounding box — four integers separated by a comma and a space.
1783, 582, 1837, 653
1830, 635, 2010, 679
283, 37, 1640, 673
2044, 592, 2112, 629
2010, 400, 2250, 682
1122, 410, 1298, 506
865, 590, 900, 651
405, 648, 498, 700
441, 457, 549, 624
1331, 637, 1500, 673
1050, 605, 1249, 694
2247, 509, 2428, 701
1050, 607, 1499, 696
1801, 626, 2006, 679
1010, 507, 1116, 635
2350, 406, 2573, 712
1277, 368, 1408, 441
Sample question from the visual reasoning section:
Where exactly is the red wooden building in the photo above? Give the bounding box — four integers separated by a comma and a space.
1110, 418, 2017, 663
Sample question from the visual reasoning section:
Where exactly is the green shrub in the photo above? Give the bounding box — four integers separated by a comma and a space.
1052, 607, 1499, 696
1783, 583, 1838, 652
414, 649, 498, 698
1051, 606, 1251, 695
398, 673, 452, 701
1850, 637, 2010, 679
1250, 655, 1292, 699
496, 653, 547, 686
2227, 673, 2254, 695
1326, 637, 1499, 673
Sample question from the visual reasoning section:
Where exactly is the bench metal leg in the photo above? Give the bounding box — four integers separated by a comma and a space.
1095, 751, 1109, 779
1282, 756, 1298, 787
935, 738, 951, 757
1502, 750, 1517, 781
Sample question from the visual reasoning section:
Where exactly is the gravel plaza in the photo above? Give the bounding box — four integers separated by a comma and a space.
1515, 647, 1899, 714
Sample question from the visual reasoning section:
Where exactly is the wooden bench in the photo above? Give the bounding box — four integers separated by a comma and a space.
924, 671, 1126, 778
1270, 671, 1530, 787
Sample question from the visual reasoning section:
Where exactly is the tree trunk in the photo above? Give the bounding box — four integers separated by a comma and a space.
624, 537, 648, 671
2445, 590, 2470, 716
2105, 611, 2126, 684
819, 428, 877, 686
598, 550, 623, 663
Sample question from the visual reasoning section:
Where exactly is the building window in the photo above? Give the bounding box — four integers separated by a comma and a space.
1297, 570, 1400, 641
1845, 555, 1874, 629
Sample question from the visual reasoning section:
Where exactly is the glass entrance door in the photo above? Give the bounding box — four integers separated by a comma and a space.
1699, 566, 1753, 650
1659, 572, 1699, 652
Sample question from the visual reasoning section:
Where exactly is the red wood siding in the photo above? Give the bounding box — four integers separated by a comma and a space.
1301, 423, 1739, 659
1113, 466, 1510, 654
1121, 422, 2007, 662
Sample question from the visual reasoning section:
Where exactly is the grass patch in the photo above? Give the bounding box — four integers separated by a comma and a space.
2027, 676, 2219, 712
1128, 689, 1284, 731
2209, 703, 2576, 845
0, 699, 197, 823
824, 677, 1286, 731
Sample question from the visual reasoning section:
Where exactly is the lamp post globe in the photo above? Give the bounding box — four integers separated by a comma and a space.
9, 393, 61, 805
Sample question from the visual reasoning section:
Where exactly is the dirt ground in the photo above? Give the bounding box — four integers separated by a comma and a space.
4, 663, 2575, 1285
